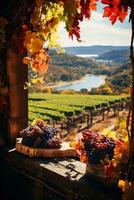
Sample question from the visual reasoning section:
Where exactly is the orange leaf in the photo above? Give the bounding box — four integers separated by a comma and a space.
80, 154, 88, 163
90, 3, 97, 11
38, 63, 48, 74
23, 57, 30, 64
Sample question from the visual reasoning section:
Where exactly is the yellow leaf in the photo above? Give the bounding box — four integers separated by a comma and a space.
32, 118, 45, 125
118, 180, 125, 191
124, 136, 128, 142
69, 141, 77, 148
48, 31, 60, 48
107, 131, 117, 140
31, 77, 44, 84
118, 180, 131, 191
24, 82, 32, 90
102, 128, 110, 136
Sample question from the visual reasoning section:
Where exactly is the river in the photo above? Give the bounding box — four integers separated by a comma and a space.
55, 74, 105, 91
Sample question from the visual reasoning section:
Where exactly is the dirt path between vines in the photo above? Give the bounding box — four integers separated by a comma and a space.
92, 109, 128, 132
64, 109, 128, 141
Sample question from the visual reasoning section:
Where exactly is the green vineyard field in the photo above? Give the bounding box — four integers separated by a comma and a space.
28, 93, 129, 123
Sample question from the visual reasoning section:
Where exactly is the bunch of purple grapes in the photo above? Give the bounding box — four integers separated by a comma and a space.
82, 129, 115, 164
20, 120, 61, 148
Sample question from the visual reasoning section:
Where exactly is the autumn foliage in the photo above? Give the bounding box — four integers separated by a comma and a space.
0, 0, 131, 74
102, 0, 128, 24
20, 0, 130, 74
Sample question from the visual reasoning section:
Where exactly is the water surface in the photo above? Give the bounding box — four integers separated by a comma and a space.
55, 74, 105, 91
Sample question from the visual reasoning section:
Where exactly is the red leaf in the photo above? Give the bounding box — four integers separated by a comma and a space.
69, 31, 73, 40
114, 0, 121, 6
119, 7, 128, 23
101, 0, 111, 4
103, 6, 112, 17
110, 14, 118, 24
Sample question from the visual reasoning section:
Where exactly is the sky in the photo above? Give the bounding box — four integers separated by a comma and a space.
58, 6, 131, 47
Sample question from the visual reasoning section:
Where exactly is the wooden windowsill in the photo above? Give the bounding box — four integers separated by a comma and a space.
1, 149, 122, 200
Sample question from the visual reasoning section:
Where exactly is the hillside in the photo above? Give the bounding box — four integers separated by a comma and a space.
64, 45, 129, 56
29, 48, 131, 94
98, 49, 129, 63
90, 61, 131, 94
109, 62, 131, 92
48, 50, 99, 68
44, 50, 101, 83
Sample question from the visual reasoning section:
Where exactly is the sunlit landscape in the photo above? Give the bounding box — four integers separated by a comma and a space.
0, 1, 134, 200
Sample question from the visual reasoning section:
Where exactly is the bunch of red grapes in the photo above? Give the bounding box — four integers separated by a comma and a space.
82, 129, 115, 164
20, 120, 61, 148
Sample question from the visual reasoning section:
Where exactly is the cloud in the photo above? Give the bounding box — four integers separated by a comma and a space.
58, 11, 131, 47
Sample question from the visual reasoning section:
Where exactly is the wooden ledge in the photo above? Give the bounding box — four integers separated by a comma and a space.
1, 149, 122, 200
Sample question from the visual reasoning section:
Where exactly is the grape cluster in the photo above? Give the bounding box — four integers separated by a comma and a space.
20, 121, 61, 148
82, 129, 115, 164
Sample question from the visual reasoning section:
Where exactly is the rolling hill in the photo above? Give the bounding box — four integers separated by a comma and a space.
64, 45, 129, 56
29, 47, 131, 94
98, 49, 129, 63
44, 50, 101, 83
